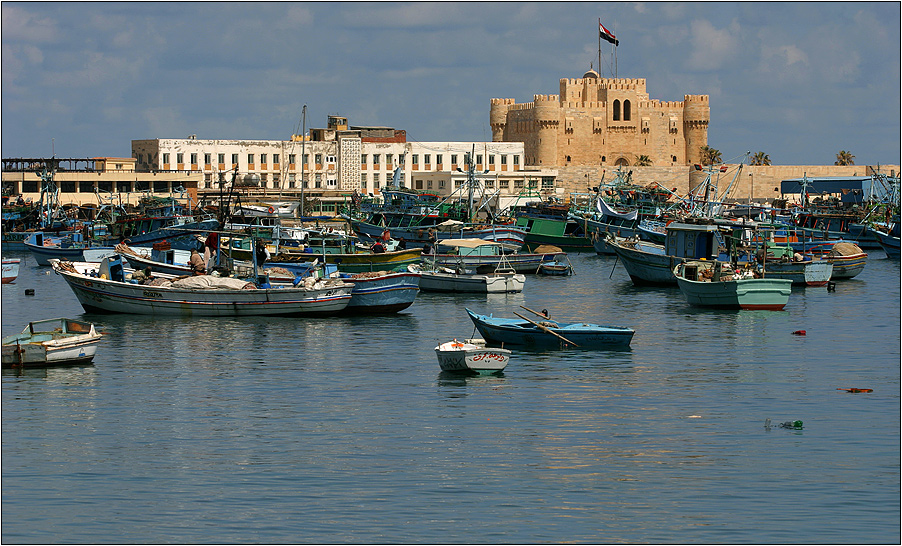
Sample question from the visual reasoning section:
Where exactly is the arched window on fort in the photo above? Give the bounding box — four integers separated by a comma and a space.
623, 100, 631, 121
613, 100, 621, 121
615, 157, 630, 166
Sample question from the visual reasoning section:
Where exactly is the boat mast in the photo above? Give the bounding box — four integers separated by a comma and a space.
300, 105, 307, 221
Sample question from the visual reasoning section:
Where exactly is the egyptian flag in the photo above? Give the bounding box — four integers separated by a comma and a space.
600, 22, 619, 46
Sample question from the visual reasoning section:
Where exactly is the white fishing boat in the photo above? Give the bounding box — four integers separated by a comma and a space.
434, 338, 511, 374
2, 318, 103, 368
408, 263, 525, 293
50, 256, 354, 317
2, 258, 20, 283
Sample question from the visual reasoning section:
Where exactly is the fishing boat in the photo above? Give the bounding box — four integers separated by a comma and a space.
511, 198, 594, 253
869, 224, 900, 258
434, 339, 511, 374
408, 262, 525, 293
24, 231, 118, 266
51, 256, 354, 317
762, 258, 834, 286
465, 308, 635, 349
2, 258, 20, 283
2, 318, 103, 368
825, 242, 868, 279
537, 260, 572, 276
114, 242, 196, 276
337, 270, 421, 314
427, 238, 559, 274
607, 221, 724, 285
673, 261, 792, 310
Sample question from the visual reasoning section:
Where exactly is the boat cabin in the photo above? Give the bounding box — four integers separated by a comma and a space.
663, 222, 721, 260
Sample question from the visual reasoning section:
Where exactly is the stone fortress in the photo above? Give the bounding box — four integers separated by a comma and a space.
491, 70, 897, 201
491, 70, 709, 168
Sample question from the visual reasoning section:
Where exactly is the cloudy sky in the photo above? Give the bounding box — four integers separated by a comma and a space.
2, 2, 899, 167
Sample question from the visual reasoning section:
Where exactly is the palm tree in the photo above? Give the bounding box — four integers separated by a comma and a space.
835, 150, 855, 166
699, 145, 722, 165
635, 154, 652, 166
750, 152, 771, 166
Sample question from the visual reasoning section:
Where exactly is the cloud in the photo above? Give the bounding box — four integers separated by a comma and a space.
686, 19, 741, 71
1, 5, 58, 42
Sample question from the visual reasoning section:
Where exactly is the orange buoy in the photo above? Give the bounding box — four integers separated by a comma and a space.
837, 388, 873, 393
792, 330, 806, 335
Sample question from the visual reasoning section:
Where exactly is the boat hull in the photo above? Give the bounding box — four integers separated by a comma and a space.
466, 309, 634, 349
340, 271, 421, 314
412, 265, 525, 293
674, 263, 792, 310
609, 240, 680, 285
435, 341, 510, 373
1, 258, 20, 283
827, 252, 868, 279
52, 262, 353, 317
871, 229, 901, 258
2, 318, 102, 368
763, 260, 834, 286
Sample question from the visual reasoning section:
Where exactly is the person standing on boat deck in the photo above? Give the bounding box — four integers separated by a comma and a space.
203, 231, 219, 272
188, 249, 206, 275
255, 240, 270, 274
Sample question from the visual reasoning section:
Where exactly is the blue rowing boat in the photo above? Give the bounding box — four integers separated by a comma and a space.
465, 308, 634, 349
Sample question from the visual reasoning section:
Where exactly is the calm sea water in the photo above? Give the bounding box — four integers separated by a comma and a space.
2, 248, 899, 544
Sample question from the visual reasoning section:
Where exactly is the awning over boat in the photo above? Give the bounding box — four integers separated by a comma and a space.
435, 238, 503, 248
780, 176, 892, 203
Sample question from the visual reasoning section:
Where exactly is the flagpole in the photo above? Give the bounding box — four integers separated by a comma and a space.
598, 18, 602, 77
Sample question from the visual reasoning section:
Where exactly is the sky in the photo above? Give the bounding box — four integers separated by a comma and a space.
2, 2, 900, 167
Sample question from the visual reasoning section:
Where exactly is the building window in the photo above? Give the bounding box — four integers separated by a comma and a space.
60, 181, 76, 193
315, 154, 322, 164
424, 154, 430, 165
451, 154, 457, 164
117, 181, 131, 192
361, 173, 367, 186
218, 153, 225, 164
623, 100, 631, 121
439, 180, 445, 189
514, 180, 524, 189
436, 154, 442, 165
273, 154, 279, 164
79, 181, 94, 192
415, 180, 423, 190
412, 154, 418, 165
373, 154, 380, 164
500, 180, 509, 188
248, 154, 254, 164
542, 177, 555, 189
162, 153, 170, 164
260, 154, 267, 164
514, 155, 519, 166
613, 100, 621, 121
362, 154, 367, 164
476, 154, 483, 165
488, 155, 495, 165
190, 153, 197, 164
326, 155, 335, 164
232, 154, 239, 165
289, 154, 296, 165
485, 179, 495, 188
177, 153, 184, 164
154, 181, 169, 192
203, 153, 211, 165
500, 155, 506, 165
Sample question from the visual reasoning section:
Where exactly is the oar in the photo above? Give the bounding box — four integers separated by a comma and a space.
513, 311, 579, 347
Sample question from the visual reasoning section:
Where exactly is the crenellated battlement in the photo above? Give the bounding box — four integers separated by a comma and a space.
490, 98, 516, 106
683, 94, 709, 103
533, 94, 559, 103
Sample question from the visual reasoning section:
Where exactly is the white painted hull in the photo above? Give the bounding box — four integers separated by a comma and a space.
763, 260, 834, 286
2, 318, 102, 368
52, 261, 353, 317
2, 259, 20, 283
434, 341, 510, 373
416, 270, 525, 293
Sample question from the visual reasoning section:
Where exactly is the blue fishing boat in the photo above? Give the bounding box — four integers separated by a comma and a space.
465, 308, 634, 349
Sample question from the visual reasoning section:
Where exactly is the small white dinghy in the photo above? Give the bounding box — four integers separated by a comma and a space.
2, 318, 103, 368
434, 338, 511, 374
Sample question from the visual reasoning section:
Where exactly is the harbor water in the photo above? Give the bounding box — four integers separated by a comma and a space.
2, 249, 899, 543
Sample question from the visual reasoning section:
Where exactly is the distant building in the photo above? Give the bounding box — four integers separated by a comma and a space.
0, 157, 201, 207
131, 116, 559, 215
490, 70, 710, 168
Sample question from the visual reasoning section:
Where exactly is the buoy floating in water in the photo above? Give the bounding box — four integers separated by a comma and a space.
792, 330, 806, 336
837, 388, 873, 393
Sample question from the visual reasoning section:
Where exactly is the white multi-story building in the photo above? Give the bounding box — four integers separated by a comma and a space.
131, 116, 558, 215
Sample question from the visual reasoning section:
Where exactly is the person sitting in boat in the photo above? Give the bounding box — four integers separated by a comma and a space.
371, 240, 386, 253
397, 237, 407, 250
189, 249, 207, 275
131, 267, 154, 284
255, 240, 270, 274
204, 231, 219, 272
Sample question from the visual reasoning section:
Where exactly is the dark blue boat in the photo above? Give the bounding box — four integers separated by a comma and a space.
466, 308, 634, 349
